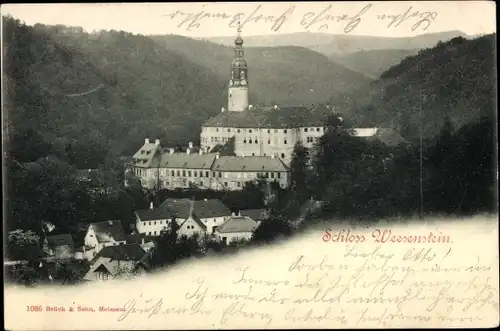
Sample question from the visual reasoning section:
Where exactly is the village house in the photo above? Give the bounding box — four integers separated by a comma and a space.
135, 198, 231, 236
83, 220, 126, 260
42, 234, 75, 260
214, 215, 261, 244
83, 244, 151, 281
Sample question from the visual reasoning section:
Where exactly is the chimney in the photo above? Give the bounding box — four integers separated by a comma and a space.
186, 148, 191, 155
339, 116, 344, 122
150, 202, 154, 209
215, 153, 220, 159
155, 139, 160, 146
141, 237, 145, 245
231, 212, 235, 216
108, 220, 113, 225
221, 107, 226, 112
145, 138, 150, 144
169, 148, 174, 154
249, 105, 253, 109
189, 142, 193, 149
274, 105, 278, 110
204, 198, 208, 201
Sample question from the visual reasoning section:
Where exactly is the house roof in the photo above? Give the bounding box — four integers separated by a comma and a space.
179, 214, 207, 232
91, 244, 148, 263
151, 153, 217, 169
135, 208, 171, 221
89, 220, 126, 243
132, 140, 162, 168
203, 105, 332, 129
46, 234, 75, 247
215, 216, 260, 233
192, 199, 232, 218
212, 155, 289, 172
238, 209, 268, 222
158, 198, 231, 219
369, 128, 410, 146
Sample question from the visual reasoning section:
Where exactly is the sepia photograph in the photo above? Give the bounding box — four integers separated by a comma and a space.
2, 1, 498, 329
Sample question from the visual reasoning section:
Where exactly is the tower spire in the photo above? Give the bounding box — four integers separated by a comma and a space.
228, 19, 248, 112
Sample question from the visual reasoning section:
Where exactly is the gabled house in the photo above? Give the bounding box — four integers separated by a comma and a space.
135, 198, 231, 236
43, 234, 75, 260
214, 216, 260, 244
83, 244, 151, 281
83, 220, 126, 260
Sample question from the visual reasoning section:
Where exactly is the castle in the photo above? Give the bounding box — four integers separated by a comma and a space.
125, 27, 401, 192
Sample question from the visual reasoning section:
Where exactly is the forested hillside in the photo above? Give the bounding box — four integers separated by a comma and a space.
330, 34, 496, 141
3, 17, 228, 160
330, 48, 420, 78
152, 34, 373, 105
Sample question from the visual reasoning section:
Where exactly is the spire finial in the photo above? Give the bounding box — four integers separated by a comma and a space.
237, 19, 242, 35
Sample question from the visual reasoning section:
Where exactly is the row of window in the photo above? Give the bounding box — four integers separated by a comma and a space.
203, 127, 325, 134
138, 169, 285, 179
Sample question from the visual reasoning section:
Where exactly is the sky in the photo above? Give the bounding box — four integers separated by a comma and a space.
1, 2, 496, 38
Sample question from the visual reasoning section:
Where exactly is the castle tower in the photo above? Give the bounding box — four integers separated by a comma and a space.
228, 23, 249, 112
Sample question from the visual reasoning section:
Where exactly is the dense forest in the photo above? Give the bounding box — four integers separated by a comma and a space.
330, 34, 497, 142
151, 34, 372, 105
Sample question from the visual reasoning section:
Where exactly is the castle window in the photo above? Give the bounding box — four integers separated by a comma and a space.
243, 139, 246, 143
254, 139, 258, 144
316, 127, 320, 132
271, 172, 275, 179
177, 170, 180, 176
218, 172, 222, 178
268, 139, 271, 144
200, 181, 203, 186
249, 139, 252, 144
224, 182, 228, 187
277, 172, 281, 179
206, 171, 210, 177
182, 170, 186, 176
213, 172, 216, 177
249, 129, 252, 133
267, 130, 270, 133
281, 153, 285, 158
284, 130, 287, 134
274, 129, 278, 133
237, 129, 241, 133
284, 139, 287, 144
188, 171, 192, 177
216, 128, 219, 132
237, 182, 241, 187
194, 171, 198, 177
227, 128, 231, 132
252, 153, 255, 156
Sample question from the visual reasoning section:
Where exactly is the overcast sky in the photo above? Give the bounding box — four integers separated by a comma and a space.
2, 2, 496, 38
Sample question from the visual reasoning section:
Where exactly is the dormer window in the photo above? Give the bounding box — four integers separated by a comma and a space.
249, 129, 252, 133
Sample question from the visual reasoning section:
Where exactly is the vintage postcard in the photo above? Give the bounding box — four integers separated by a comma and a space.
2, 1, 498, 329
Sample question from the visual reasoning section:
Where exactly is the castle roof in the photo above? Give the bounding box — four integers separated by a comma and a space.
133, 139, 162, 168
151, 153, 217, 169
212, 155, 289, 172
202, 105, 333, 129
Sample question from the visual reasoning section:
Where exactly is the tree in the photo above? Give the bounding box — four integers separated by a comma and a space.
290, 140, 309, 194
7, 230, 42, 261
251, 216, 293, 244
152, 219, 180, 268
